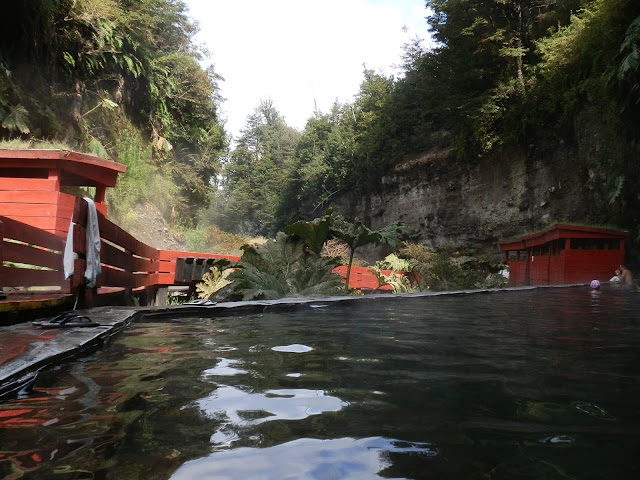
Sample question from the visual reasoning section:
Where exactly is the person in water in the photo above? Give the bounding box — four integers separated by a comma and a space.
615, 264, 634, 287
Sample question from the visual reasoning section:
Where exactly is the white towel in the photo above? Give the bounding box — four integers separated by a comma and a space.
83, 197, 101, 288
63, 220, 77, 279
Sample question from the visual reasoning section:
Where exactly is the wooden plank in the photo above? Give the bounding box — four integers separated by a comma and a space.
59, 159, 120, 188
0, 293, 73, 313
70, 258, 86, 289
0, 216, 65, 251
131, 256, 159, 274
175, 257, 195, 282
0, 203, 74, 219
2, 241, 62, 270
97, 266, 133, 288
156, 273, 176, 285
158, 249, 240, 262
0, 178, 58, 191
2, 216, 59, 233
132, 273, 155, 288
0, 149, 64, 160
0, 190, 60, 204
0, 219, 3, 288
0, 265, 65, 288
0, 149, 126, 173
100, 241, 135, 271
0, 203, 58, 217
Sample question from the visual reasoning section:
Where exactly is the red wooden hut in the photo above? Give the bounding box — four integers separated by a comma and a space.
498, 224, 627, 287
0, 149, 126, 236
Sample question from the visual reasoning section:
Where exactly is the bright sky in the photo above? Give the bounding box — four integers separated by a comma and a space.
184, 0, 430, 139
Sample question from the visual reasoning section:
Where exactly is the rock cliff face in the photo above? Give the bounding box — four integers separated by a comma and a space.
340, 143, 609, 256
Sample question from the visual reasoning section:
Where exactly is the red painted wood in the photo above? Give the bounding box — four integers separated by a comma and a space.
0, 203, 73, 218
0, 191, 60, 204
2, 216, 59, 234
0, 219, 3, 288
60, 160, 119, 188
158, 249, 240, 262
0, 149, 126, 173
0, 178, 58, 191
2, 241, 62, 270
502, 224, 627, 286
97, 266, 133, 288
0, 216, 65, 251
0, 265, 65, 288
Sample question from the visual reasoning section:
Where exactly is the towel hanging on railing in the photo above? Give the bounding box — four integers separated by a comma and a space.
83, 197, 101, 288
63, 197, 101, 288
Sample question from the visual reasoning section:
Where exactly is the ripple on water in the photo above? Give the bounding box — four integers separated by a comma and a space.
573, 402, 612, 419
271, 344, 313, 353
170, 436, 438, 480
539, 435, 575, 445
203, 359, 248, 377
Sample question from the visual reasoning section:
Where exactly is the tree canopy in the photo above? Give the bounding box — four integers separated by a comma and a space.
216, 0, 640, 239
0, 0, 226, 224
2, 0, 639, 245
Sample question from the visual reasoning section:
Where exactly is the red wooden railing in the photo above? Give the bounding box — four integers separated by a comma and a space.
1, 198, 395, 308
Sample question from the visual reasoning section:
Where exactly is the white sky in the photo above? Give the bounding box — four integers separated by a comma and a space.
184, 0, 430, 139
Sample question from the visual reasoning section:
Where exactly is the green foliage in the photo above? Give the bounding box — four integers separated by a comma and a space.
400, 244, 507, 291
212, 100, 300, 236
227, 232, 345, 300
283, 210, 410, 290
375, 253, 416, 273
1, 105, 31, 135
183, 224, 261, 256
0, 0, 227, 227
107, 126, 179, 227
196, 267, 233, 299
370, 267, 416, 294
284, 213, 332, 254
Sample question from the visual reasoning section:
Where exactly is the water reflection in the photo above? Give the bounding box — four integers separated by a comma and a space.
195, 385, 347, 429
170, 436, 437, 480
1, 287, 639, 479
203, 358, 248, 377
272, 343, 314, 353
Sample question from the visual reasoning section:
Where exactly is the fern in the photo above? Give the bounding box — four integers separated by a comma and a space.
228, 232, 344, 301
1, 105, 30, 134
375, 253, 415, 272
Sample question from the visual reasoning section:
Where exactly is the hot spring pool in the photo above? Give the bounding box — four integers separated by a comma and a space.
1, 287, 639, 479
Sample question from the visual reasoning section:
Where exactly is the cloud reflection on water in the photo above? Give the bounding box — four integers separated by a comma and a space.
170, 436, 437, 480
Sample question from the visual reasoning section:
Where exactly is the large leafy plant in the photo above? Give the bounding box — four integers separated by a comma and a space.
196, 267, 233, 299
227, 232, 344, 300
285, 209, 411, 290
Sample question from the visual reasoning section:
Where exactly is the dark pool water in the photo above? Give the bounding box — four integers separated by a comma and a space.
1, 287, 640, 479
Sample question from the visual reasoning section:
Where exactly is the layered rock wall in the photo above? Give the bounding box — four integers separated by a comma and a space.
340, 145, 597, 256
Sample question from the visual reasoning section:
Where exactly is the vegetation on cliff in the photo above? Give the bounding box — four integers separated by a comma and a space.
0, 0, 226, 226
217, 0, 640, 247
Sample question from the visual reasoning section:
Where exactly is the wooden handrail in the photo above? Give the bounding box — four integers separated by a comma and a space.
1, 200, 397, 308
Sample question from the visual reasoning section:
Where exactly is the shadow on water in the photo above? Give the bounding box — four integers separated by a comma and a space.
1, 286, 639, 479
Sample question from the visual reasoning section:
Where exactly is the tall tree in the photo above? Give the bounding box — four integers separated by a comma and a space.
213, 100, 300, 236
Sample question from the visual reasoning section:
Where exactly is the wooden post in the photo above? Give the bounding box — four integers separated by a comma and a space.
95, 185, 106, 204
155, 286, 168, 306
